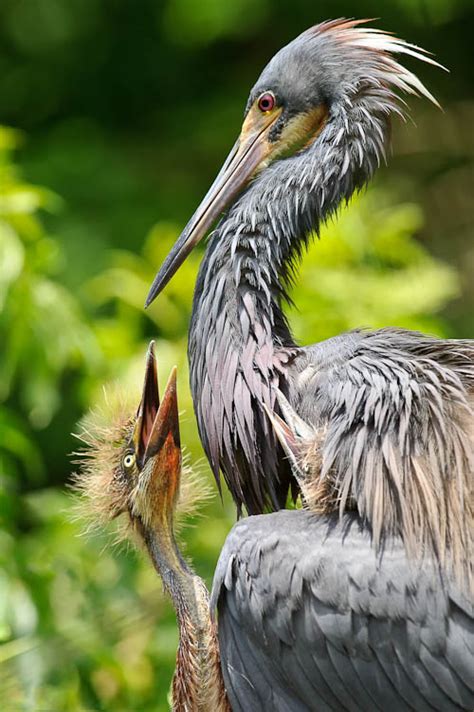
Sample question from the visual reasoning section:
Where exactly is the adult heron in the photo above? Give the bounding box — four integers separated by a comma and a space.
145, 18, 473, 571
74, 344, 474, 711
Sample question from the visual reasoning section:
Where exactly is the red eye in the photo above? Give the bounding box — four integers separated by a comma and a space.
257, 92, 275, 113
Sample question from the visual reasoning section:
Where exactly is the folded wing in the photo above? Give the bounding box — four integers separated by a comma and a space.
212, 510, 474, 712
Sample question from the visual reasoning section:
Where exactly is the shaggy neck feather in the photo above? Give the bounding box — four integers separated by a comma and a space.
196, 97, 386, 346
189, 98, 388, 513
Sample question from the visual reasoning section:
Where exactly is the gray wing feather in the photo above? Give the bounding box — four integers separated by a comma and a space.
211, 510, 474, 712
288, 328, 473, 580
219, 590, 314, 711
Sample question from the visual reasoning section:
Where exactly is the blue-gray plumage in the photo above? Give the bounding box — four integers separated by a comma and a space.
147, 19, 473, 578
211, 509, 474, 711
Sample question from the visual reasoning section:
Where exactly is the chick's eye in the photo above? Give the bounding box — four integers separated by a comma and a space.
257, 92, 275, 113
123, 452, 135, 469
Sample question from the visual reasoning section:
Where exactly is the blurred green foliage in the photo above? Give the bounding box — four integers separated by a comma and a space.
0, 0, 473, 709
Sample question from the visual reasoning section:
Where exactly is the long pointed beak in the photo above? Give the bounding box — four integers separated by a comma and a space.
145, 107, 282, 306
144, 366, 180, 465
143, 366, 182, 517
131, 349, 182, 527
133, 341, 181, 469
133, 341, 160, 467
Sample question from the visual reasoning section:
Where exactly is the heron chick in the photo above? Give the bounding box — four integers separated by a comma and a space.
73, 342, 229, 712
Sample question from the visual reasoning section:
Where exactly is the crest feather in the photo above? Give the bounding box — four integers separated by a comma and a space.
307, 18, 446, 109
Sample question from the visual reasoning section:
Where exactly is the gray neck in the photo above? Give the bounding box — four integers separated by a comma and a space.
142, 523, 200, 623
194, 97, 386, 341
189, 103, 387, 513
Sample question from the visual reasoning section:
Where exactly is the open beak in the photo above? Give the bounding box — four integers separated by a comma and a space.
134, 341, 180, 468
145, 106, 282, 306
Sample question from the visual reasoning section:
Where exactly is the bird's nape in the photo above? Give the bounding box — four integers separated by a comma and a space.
146, 18, 443, 306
